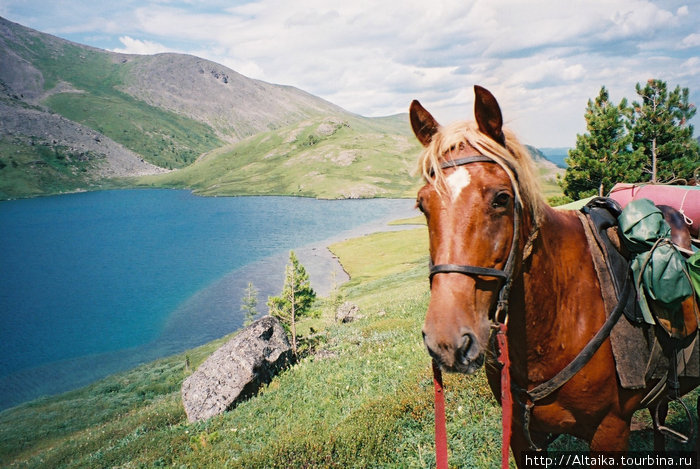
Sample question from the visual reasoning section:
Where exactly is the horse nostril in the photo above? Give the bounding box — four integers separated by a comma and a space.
422, 330, 443, 363
423, 326, 480, 370
458, 332, 478, 363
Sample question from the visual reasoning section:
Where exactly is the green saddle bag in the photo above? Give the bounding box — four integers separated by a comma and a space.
689, 250, 700, 298
618, 199, 694, 336
630, 242, 694, 331
618, 198, 671, 253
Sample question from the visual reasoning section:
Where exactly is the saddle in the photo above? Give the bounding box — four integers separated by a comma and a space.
578, 197, 699, 391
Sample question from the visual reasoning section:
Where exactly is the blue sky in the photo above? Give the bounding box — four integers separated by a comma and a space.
1, 0, 699, 147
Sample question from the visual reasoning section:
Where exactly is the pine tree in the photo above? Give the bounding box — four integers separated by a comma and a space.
630, 79, 699, 183
561, 87, 644, 199
240, 282, 259, 327
267, 251, 316, 356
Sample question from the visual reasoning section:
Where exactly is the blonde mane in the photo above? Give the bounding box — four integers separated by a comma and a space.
417, 120, 546, 224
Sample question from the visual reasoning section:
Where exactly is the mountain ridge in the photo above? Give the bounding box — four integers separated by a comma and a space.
0, 16, 409, 199
119, 52, 353, 142
0, 16, 563, 200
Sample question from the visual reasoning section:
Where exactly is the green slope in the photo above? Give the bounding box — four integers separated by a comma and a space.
138, 114, 424, 198
9, 35, 222, 169
0, 137, 105, 199
44, 89, 220, 169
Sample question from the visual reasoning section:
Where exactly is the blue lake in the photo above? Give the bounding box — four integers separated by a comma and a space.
0, 190, 417, 410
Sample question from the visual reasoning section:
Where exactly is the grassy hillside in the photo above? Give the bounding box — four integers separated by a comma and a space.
136, 124, 565, 200
0, 16, 355, 198
0, 137, 105, 199
0, 17, 566, 201
526, 145, 566, 200
137, 114, 424, 199
13, 38, 222, 169
0, 223, 695, 468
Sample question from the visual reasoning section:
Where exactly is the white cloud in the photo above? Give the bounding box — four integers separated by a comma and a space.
681, 33, 700, 48
112, 36, 176, 55
607, 2, 676, 37
3, 0, 699, 147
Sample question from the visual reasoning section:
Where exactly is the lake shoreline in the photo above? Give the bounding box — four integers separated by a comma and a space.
1, 184, 417, 203
0, 194, 418, 411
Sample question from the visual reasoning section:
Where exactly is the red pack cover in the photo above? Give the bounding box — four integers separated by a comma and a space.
608, 183, 700, 237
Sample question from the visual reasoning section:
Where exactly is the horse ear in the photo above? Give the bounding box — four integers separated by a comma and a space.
410, 100, 440, 147
474, 85, 506, 146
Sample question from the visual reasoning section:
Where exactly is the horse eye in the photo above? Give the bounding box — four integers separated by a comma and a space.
416, 198, 427, 214
417, 193, 433, 216
492, 191, 511, 208
416, 200, 428, 216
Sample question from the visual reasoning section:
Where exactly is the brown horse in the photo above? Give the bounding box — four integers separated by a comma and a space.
411, 85, 699, 466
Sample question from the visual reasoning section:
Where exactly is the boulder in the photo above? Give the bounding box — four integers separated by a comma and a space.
335, 301, 361, 323
181, 315, 292, 422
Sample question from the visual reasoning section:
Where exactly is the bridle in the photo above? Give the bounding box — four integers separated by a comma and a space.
427, 154, 524, 324
428, 152, 659, 468
428, 152, 633, 468
427, 152, 525, 469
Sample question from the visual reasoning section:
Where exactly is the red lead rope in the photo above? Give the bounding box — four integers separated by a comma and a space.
432, 359, 449, 469
496, 321, 513, 468
432, 322, 512, 469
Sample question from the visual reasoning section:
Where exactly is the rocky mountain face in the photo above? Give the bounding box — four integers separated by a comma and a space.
0, 16, 349, 140
120, 53, 350, 142
0, 20, 163, 191
0, 92, 165, 179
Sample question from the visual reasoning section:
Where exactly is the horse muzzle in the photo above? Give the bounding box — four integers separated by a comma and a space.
422, 327, 485, 374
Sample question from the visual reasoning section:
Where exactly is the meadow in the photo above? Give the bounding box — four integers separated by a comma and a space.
0, 222, 696, 468
0, 139, 106, 199
136, 114, 423, 200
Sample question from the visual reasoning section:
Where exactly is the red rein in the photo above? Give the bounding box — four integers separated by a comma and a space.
432, 322, 512, 469
432, 360, 449, 469
496, 321, 513, 468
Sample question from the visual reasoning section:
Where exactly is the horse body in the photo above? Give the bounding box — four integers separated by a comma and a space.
492, 204, 639, 453
411, 85, 698, 466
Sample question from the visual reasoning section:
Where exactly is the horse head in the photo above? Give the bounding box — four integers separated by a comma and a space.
411, 86, 533, 374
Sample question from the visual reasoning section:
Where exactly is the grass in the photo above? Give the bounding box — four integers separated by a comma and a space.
136, 115, 424, 199
0, 137, 110, 199
1, 221, 694, 468
6, 32, 223, 171
45, 91, 221, 170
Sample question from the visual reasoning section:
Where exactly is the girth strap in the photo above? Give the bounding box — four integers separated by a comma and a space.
514, 262, 632, 451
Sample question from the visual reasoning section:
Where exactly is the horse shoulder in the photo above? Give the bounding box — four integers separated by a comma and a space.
522, 207, 612, 377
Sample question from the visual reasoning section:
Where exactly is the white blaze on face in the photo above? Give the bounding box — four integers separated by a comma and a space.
446, 167, 471, 202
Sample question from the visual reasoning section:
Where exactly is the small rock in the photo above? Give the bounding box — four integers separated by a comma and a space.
314, 349, 338, 360
335, 301, 361, 323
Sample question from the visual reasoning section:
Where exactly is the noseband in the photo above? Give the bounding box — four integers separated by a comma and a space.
428, 154, 523, 323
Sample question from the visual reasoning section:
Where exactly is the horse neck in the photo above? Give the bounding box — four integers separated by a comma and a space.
521, 204, 587, 305
509, 205, 599, 378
